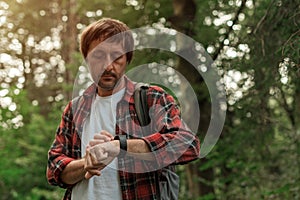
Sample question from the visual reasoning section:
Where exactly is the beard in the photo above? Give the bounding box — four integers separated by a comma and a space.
97, 70, 119, 91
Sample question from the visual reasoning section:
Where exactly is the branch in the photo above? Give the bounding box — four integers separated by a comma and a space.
253, 0, 275, 34
281, 29, 300, 56
212, 0, 247, 61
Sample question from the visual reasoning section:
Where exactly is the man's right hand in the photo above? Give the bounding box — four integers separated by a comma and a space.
84, 130, 118, 179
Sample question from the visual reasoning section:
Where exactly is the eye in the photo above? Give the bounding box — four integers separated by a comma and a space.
112, 53, 124, 62
92, 52, 104, 60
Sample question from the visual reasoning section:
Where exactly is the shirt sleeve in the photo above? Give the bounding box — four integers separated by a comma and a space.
46, 101, 78, 188
141, 86, 200, 168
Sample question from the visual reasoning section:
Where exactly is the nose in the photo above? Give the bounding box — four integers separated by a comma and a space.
105, 62, 113, 71
104, 55, 114, 71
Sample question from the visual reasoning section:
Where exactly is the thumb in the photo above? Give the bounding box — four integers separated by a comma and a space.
85, 170, 101, 179
85, 171, 93, 179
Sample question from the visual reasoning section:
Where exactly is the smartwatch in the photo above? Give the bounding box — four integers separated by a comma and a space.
114, 135, 127, 157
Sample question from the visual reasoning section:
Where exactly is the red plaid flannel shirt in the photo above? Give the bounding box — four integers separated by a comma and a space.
47, 76, 200, 200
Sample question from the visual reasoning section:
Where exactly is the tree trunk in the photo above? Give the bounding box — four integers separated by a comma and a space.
60, 0, 79, 100
170, 0, 215, 198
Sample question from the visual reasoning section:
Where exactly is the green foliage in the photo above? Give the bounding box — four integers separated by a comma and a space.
0, 87, 65, 199
0, 0, 299, 199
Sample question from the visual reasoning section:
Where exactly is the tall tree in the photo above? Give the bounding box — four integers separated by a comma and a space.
168, 0, 214, 198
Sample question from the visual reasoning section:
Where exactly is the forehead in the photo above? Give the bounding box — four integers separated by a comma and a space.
88, 39, 125, 54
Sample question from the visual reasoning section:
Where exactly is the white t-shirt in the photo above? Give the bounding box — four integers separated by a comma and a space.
72, 88, 125, 200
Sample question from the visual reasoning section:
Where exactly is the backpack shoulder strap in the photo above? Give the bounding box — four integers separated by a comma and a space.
135, 83, 179, 199
134, 83, 150, 126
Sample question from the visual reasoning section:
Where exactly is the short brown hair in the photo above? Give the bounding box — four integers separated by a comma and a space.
80, 18, 134, 63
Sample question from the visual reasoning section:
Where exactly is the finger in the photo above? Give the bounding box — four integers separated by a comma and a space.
86, 145, 90, 151
93, 134, 113, 143
88, 169, 101, 176
84, 157, 105, 179
89, 139, 105, 147
100, 130, 114, 140
85, 163, 105, 171
94, 134, 112, 141
84, 151, 92, 170
85, 171, 93, 179
85, 170, 101, 179
85, 150, 103, 169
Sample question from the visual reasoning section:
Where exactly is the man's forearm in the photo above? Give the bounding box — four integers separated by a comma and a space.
126, 139, 155, 160
84, 139, 155, 177
60, 158, 86, 185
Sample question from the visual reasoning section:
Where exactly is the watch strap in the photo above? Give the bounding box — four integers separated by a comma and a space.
114, 135, 127, 157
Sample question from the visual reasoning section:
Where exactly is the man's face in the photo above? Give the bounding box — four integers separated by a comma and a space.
86, 39, 127, 91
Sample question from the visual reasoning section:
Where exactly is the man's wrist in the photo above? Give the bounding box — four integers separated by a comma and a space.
110, 140, 120, 156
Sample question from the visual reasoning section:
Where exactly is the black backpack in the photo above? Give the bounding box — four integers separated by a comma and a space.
133, 83, 179, 200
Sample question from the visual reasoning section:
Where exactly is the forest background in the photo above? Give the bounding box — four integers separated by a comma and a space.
0, 0, 299, 199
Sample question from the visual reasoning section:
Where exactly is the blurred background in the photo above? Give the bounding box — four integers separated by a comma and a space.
0, 0, 299, 199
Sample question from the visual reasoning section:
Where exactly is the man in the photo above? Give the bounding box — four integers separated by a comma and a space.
47, 18, 200, 200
